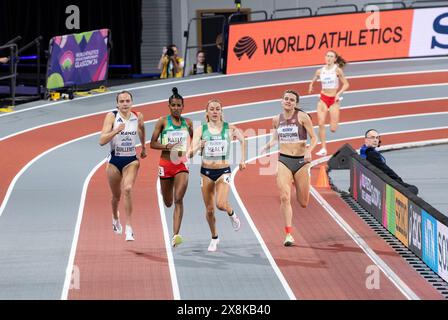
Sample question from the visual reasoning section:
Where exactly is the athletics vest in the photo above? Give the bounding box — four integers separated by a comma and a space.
160, 115, 189, 152
201, 122, 231, 161
277, 110, 307, 144
110, 110, 138, 156
320, 65, 338, 89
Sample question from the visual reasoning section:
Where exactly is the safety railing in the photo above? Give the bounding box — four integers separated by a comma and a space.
183, 15, 227, 77
316, 4, 359, 16
0, 43, 18, 107
17, 36, 43, 99
362, 1, 407, 11
411, 0, 448, 7
270, 7, 313, 19
228, 10, 268, 24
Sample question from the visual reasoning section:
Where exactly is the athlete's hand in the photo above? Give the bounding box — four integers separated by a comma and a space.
115, 123, 125, 134
166, 142, 181, 150
140, 147, 147, 159
239, 161, 246, 171
304, 150, 312, 162
308, 84, 313, 94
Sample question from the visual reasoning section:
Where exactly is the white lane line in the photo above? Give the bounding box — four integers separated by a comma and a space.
2, 80, 448, 142
1, 65, 447, 119
231, 137, 447, 300
156, 178, 181, 300
0, 131, 98, 217
230, 153, 297, 300
309, 186, 419, 300
61, 159, 107, 300
56, 127, 448, 300
2, 110, 448, 218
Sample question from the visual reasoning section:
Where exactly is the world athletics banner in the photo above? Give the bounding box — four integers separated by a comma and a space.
46, 29, 110, 90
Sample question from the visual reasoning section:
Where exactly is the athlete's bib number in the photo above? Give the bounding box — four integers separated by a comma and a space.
114, 145, 136, 156
166, 130, 188, 152
277, 126, 301, 144
204, 140, 227, 157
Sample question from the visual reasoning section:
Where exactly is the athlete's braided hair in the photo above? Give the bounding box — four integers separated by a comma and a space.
169, 87, 184, 105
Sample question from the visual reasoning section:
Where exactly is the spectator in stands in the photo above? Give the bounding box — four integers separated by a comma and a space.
360, 129, 419, 195
189, 50, 213, 75
0, 57, 9, 63
158, 44, 184, 79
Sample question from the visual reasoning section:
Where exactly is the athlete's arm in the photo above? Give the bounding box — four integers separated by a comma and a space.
260, 116, 279, 155
137, 112, 147, 158
150, 117, 171, 150
309, 69, 320, 94
336, 68, 349, 100
187, 125, 203, 158
186, 118, 194, 138
230, 124, 246, 170
99, 112, 124, 146
300, 112, 317, 162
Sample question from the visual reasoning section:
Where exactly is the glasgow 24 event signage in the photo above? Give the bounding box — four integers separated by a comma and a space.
46, 29, 110, 90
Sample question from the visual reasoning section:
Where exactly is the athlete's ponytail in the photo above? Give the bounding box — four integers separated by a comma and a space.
328, 50, 347, 69
169, 87, 184, 105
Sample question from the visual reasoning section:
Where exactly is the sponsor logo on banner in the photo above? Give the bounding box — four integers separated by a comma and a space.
422, 210, 438, 272
437, 222, 448, 282
409, 8, 448, 57
384, 185, 396, 234
408, 201, 422, 257
395, 191, 408, 247
233, 36, 258, 60
226, 7, 448, 74
226, 10, 413, 74
352, 160, 384, 223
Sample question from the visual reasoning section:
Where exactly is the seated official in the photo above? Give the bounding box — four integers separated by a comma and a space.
360, 129, 419, 195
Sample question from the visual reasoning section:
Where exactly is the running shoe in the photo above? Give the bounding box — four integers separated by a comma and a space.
125, 225, 135, 241
208, 238, 220, 252
284, 233, 295, 247
315, 148, 327, 156
112, 218, 122, 235
172, 234, 184, 248
229, 212, 241, 231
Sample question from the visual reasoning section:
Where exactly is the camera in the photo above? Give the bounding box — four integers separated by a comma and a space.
166, 47, 175, 57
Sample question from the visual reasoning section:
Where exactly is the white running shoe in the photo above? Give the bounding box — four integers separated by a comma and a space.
171, 234, 184, 248
208, 238, 219, 252
229, 212, 241, 231
125, 225, 135, 241
284, 233, 295, 247
112, 218, 122, 235
315, 148, 327, 156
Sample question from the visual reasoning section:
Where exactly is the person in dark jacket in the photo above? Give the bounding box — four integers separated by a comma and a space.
360, 129, 418, 195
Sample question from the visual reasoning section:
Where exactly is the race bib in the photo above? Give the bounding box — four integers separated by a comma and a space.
166, 130, 188, 152
158, 166, 165, 177
204, 140, 227, 157
114, 139, 136, 156
277, 125, 301, 144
